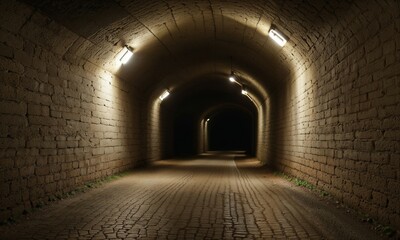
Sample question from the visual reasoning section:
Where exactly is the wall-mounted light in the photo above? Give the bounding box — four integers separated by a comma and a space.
268, 27, 287, 47
159, 90, 170, 101
228, 56, 238, 83
241, 85, 248, 95
229, 71, 236, 82
119, 46, 134, 64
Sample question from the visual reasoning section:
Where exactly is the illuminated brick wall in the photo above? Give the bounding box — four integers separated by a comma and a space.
0, 2, 144, 221
273, 1, 400, 228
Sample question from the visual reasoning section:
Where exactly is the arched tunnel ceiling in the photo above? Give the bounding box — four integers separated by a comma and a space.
163, 76, 257, 116
21, 0, 361, 96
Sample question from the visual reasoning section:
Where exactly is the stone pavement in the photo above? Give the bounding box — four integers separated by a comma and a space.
0, 156, 382, 239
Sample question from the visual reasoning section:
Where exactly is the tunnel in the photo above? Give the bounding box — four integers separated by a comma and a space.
0, 0, 399, 238
206, 107, 255, 154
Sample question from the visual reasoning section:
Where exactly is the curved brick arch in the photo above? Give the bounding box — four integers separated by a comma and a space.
198, 103, 257, 154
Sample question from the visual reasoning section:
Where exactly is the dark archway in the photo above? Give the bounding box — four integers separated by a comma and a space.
207, 108, 255, 155
162, 77, 257, 158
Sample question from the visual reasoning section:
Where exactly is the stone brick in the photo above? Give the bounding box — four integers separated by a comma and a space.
50, 110, 62, 118
0, 57, 24, 73
0, 114, 27, 127
353, 140, 373, 152
28, 116, 58, 126
39, 149, 57, 156
372, 190, 388, 207
19, 166, 34, 177
388, 180, 400, 195
93, 148, 105, 156
35, 166, 50, 176
375, 140, 398, 152
0, 1, 33, 33
27, 104, 49, 116
0, 43, 13, 58
62, 112, 80, 121
0, 29, 23, 50
0, 101, 27, 115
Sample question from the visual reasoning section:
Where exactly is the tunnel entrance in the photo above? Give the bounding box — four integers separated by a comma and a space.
207, 108, 255, 155
163, 78, 258, 159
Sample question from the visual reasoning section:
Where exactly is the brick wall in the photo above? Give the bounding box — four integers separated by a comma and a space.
257, 99, 270, 165
145, 99, 162, 162
273, 1, 400, 228
0, 1, 143, 221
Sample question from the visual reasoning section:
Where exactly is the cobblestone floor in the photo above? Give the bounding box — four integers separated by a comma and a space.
0, 156, 382, 239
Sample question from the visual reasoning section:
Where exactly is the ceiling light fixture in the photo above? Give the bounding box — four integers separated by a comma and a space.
119, 46, 134, 64
228, 56, 237, 82
229, 71, 236, 82
241, 85, 248, 95
159, 90, 170, 101
268, 27, 287, 47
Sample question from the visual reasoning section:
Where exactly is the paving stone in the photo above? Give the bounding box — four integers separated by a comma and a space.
0, 157, 384, 240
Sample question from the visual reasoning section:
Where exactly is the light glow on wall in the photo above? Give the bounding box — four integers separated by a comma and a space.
268, 28, 287, 47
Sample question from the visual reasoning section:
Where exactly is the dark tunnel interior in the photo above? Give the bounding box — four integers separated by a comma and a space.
173, 113, 197, 157
162, 78, 257, 158
207, 108, 255, 154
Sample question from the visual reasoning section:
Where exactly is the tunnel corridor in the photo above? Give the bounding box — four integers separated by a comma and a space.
0, 0, 399, 238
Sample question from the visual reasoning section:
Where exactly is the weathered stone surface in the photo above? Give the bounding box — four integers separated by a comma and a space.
274, 0, 399, 230
0, 0, 143, 223
0, 158, 384, 240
